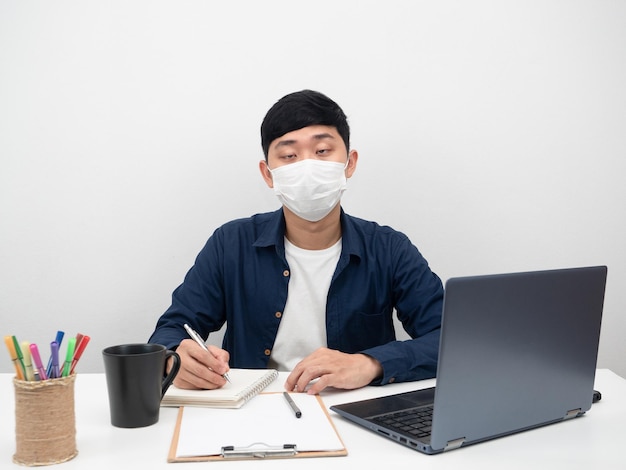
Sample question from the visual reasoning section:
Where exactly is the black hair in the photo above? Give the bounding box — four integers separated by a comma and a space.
260, 90, 350, 160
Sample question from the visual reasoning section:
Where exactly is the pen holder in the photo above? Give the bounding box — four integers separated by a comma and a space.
13, 374, 78, 466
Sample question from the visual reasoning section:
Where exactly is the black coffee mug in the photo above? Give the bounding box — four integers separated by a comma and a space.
102, 343, 180, 428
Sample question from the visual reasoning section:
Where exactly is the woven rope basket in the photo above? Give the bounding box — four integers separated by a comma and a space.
13, 374, 78, 466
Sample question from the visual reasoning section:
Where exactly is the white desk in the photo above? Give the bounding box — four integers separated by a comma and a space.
2, 369, 625, 468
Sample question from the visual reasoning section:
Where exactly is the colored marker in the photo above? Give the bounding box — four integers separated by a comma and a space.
70, 335, 90, 374
29, 343, 47, 380
50, 341, 61, 379
61, 337, 76, 377
4, 336, 25, 380
12, 336, 27, 379
46, 330, 64, 377
21, 341, 35, 381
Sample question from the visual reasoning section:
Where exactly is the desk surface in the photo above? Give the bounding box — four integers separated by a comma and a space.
2, 369, 625, 468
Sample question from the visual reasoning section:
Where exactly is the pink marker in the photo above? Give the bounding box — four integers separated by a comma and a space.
29, 344, 48, 380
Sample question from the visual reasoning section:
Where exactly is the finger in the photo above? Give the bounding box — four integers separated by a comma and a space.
293, 364, 329, 393
284, 370, 299, 392
174, 359, 227, 389
305, 375, 330, 395
284, 361, 309, 392
186, 341, 220, 370
206, 344, 230, 375
175, 340, 227, 389
207, 344, 229, 363
174, 371, 222, 390
187, 354, 228, 387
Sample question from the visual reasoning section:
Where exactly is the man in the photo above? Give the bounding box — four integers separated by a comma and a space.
148, 90, 443, 394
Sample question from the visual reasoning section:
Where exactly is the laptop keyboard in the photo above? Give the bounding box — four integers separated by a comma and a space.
371, 405, 434, 439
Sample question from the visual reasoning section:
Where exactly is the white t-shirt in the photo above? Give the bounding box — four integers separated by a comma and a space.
267, 237, 342, 371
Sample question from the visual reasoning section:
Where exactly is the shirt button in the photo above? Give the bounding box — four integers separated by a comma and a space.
264, 349, 271, 356
275, 312, 282, 318
283, 270, 289, 277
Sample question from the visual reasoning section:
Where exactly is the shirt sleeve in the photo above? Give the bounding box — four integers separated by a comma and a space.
147, 230, 227, 350
360, 235, 444, 385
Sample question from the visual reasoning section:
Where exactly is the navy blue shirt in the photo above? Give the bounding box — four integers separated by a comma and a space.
148, 208, 444, 385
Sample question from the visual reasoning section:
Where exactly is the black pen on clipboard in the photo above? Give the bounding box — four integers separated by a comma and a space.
283, 392, 302, 418
183, 323, 231, 383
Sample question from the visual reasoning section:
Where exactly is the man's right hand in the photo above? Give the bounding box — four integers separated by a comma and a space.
167, 339, 230, 390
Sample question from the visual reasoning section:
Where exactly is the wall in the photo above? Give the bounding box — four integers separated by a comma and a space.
1, 0, 625, 377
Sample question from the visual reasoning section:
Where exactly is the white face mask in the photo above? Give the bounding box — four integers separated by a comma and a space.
268, 159, 349, 222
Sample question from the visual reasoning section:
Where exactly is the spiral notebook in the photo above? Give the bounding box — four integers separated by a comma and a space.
161, 368, 278, 408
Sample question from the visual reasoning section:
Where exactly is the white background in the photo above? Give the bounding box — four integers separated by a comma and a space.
1, 1, 624, 377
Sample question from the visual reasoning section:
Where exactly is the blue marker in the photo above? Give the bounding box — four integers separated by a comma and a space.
46, 330, 64, 377
50, 341, 60, 379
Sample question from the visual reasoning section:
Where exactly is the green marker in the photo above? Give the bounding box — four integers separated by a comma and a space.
61, 337, 76, 377
12, 336, 26, 379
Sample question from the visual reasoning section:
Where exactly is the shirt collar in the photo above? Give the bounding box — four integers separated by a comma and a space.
252, 208, 362, 262
253, 208, 286, 250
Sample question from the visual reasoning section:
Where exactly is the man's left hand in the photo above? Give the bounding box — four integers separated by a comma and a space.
284, 347, 383, 394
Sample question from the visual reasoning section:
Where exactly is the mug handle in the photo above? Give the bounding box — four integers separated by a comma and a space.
161, 350, 181, 399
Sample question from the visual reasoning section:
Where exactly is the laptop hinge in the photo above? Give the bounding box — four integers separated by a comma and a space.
444, 438, 465, 452
565, 408, 582, 420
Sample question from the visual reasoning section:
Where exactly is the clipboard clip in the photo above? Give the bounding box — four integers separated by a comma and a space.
221, 443, 297, 459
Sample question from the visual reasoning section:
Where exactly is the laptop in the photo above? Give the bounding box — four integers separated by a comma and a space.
330, 266, 607, 454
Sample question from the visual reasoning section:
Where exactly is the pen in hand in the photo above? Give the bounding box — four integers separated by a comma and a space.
183, 323, 231, 383
283, 392, 302, 418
